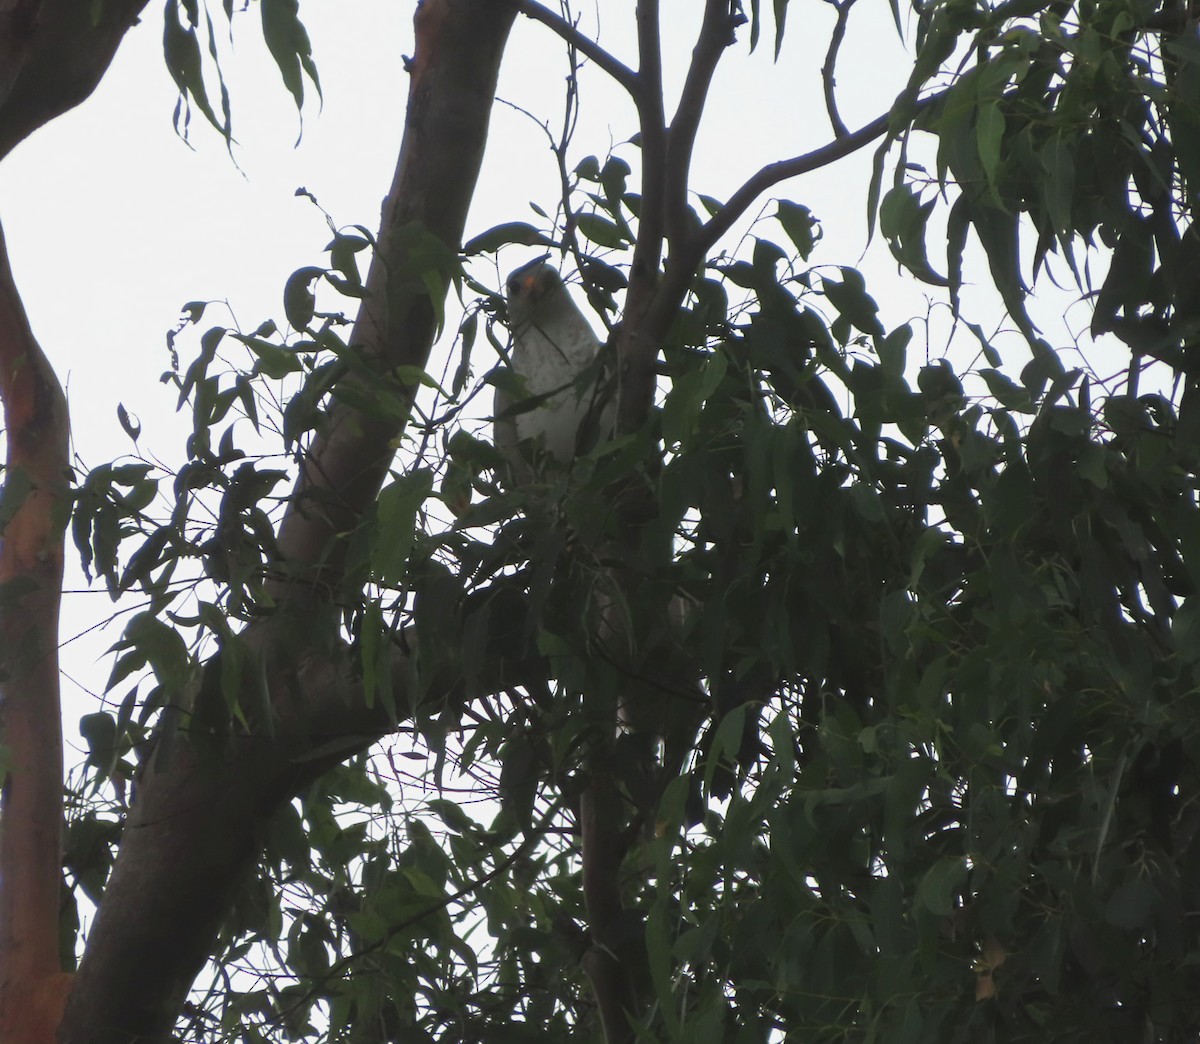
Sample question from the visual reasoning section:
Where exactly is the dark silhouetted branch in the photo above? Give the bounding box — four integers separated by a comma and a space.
0, 0, 150, 162
664, 0, 743, 246
697, 89, 943, 255
59, 4, 521, 1040
820, 0, 858, 139
509, 0, 640, 96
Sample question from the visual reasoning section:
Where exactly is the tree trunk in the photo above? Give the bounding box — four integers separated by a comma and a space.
0, 7, 154, 1038
0, 218, 71, 1044
55, 2, 517, 1040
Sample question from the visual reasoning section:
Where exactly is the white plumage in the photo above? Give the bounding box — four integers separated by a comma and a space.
493, 260, 609, 472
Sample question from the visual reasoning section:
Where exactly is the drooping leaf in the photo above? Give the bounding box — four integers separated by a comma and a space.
260, 0, 321, 126
283, 266, 324, 331
462, 222, 555, 255
822, 267, 885, 338
373, 469, 435, 587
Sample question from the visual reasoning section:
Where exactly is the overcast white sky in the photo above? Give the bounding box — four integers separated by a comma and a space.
1, 3, 916, 456
0, 3, 1092, 749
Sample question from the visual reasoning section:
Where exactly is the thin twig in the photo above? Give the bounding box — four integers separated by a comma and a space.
509, 0, 640, 96
553, 17, 618, 331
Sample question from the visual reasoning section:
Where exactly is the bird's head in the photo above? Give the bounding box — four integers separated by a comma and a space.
505, 259, 565, 323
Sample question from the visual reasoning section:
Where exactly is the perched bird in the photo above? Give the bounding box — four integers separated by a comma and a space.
492, 260, 706, 820
493, 259, 612, 476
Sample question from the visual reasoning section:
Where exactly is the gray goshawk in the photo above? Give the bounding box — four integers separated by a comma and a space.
492, 260, 705, 794
493, 259, 611, 476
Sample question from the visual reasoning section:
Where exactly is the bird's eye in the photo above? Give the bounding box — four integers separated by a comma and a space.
506, 277, 521, 297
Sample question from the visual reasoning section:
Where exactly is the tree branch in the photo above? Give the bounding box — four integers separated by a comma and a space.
663, 0, 742, 247
0, 216, 71, 1044
613, 0, 669, 441
271, 0, 517, 598
508, 0, 640, 96
820, 0, 857, 139
696, 90, 942, 256
0, 0, 150, 162
0, 6, 182, 1039
61, 631, 410, 1044
60, 572, 547, 1044
638, 0, 667, 129
634, 0, 667, 252
61, 3, 522, 1038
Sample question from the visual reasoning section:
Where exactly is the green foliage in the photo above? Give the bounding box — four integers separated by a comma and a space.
77, 198, 1200, 1039
260, 0, 321, 119
61, 4, 1200, 1041
161, 0, 320, 145
889, 0, 1200, 369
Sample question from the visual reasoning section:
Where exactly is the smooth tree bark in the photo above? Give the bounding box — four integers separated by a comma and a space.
0, 218, 72, 1044
0, 3, 153, 1039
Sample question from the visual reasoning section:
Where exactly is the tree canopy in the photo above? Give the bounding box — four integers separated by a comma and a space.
2, 1, 1200, 1042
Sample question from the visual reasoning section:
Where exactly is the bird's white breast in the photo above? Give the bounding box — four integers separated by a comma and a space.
509, 296, 604, 462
